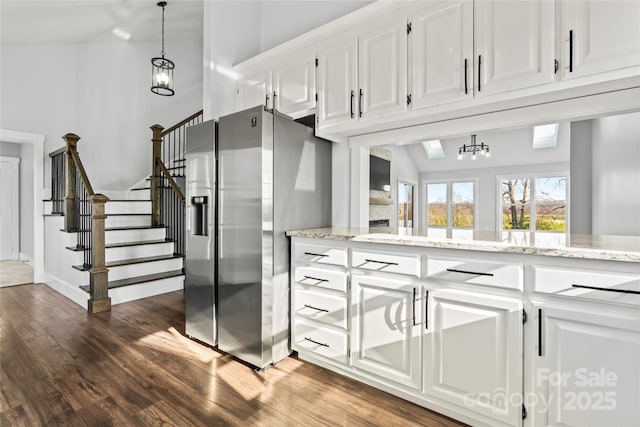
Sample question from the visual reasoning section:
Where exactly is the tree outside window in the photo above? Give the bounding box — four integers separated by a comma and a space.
426, 181, 475, 237
501, 176, 567, 232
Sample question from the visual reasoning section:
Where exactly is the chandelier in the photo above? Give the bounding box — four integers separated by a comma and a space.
458, 134, 490, 160
150, 1, 175, 96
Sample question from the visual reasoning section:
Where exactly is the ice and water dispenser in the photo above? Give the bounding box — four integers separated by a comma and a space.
191, 196, 208, 236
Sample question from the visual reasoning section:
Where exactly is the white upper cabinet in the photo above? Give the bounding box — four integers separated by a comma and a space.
409, 0, 473, 109
272, 52, 317, 118
474, 0, 555, 96
235, 71, 272, 111
317, 38, 358, 127
425, 289, 523, 427
563, 0, 640, 79
358, 18, 408, 120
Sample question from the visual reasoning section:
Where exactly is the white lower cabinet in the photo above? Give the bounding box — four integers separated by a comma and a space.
351, 273, 422, 390
532, 303, 640, 427
425, 289, 523, 426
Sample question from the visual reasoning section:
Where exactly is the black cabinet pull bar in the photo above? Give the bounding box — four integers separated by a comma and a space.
446, 268, 494, 277
350, 90, 355, 118
304, 304, 329, 313
303, 275, 329, 283
538, 308, 543, 357
572, 284, 640, 295
364, 258, 399, 266
478, 55, 482, 92
412, 288, 417, 326
569, 30, 573, 73
304, 337, 329, 347
464, 58, 468, 94
425, 290, 429, 330
304, 251, 329, 258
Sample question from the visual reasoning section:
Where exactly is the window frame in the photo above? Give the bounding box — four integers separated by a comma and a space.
496, 172, 570, 233
423, 178, 478, 232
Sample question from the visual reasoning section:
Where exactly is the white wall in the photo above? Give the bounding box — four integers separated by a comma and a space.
591, 112, 640, 236
0, 141, 34, 260
569, 120, 593, 235
1, 39, 203, 192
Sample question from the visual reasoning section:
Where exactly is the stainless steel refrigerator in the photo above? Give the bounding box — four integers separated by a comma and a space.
217, 106, 332, 369
184, 120, 217, 347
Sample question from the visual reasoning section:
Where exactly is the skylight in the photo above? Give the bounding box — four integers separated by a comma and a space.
532, 123, 559, 149
422, 139, 445, 159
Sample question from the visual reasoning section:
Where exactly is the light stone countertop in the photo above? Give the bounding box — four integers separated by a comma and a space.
286, 227, 640, 263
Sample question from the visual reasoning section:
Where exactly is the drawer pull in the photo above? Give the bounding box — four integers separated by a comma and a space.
412, 288, 417, 326
538, 308, 543, 357
446, 268, 494, 277
302, 275, 329, 283
571, 284, 640, 295
304, 252, 330, 258
304, 304, 329, 313
364, 258, 399, 266
304, 337, 329, 348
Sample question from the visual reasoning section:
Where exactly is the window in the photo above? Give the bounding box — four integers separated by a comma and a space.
426, 180, 476, 238
500, 176, 567, 232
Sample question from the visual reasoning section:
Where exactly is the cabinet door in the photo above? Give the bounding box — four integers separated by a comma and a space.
533, 305, 640, 427
236, 72, 271, 111
317, 38, 358, 128
425, 289, 523, 426
352, 274, 421, 390
273, 53, 316, 118
358, 18, 408, 119
474, 0, 555, 96
410, 0, 473, 109
563, 0, 640, 79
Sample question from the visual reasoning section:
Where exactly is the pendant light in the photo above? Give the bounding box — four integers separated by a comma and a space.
151, 1, 175, 96
458, 134, 490, 160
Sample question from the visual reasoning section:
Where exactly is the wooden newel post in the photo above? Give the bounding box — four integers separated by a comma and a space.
63, 133, 79, 231
150, 124, 164, 227
88, 194, 111, 313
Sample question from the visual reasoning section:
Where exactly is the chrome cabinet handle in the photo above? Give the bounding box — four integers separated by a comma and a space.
304, 251, 329, 258
446, 268, 494, 277
572, 284, 640, 295
304, 337, 329, 347
304, 304, 329, 313
303, 275, 329, 283
364, 258, 398, 266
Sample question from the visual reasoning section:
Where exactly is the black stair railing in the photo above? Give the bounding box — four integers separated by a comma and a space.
49, 148, 66, 214
150, 110, 202, 256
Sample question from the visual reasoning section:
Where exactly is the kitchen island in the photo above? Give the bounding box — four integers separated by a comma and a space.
287, 228, 640, 427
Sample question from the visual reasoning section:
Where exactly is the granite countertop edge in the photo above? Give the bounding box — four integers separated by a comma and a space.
286, 229, 640, 263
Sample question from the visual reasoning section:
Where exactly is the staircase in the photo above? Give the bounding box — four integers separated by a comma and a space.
44, 111, 203, 311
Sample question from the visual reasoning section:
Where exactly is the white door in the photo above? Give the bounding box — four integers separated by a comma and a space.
352, 274, 421, 390
235, 71, 272, 111
358, 18, 407, 120
425, 289, 523, 426
474, 0, 555, 96
317, 38, 358, 128
409, 0, 473, 109
0, 156, 20, 260
563, 0, 640, 79
533, 304, 640, 427
272, 52, 316, 118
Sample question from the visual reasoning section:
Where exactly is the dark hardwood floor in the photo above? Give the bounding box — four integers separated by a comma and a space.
1, 284, 466, 427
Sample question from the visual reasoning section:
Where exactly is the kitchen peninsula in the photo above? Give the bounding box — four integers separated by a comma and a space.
287, 228, 640, 427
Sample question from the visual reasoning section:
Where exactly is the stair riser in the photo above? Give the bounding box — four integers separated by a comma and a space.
105, 228, 166, 244
109, 276, 184, 305
107, 258, 183, 281
106, 201, 151, 215
105, 216, 151, 228
106, 243, 175, 263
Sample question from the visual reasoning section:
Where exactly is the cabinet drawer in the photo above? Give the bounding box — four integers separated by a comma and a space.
294, 286, 348, 329
294, 243, 347, 267
294, 266, 347, 293
427, 257, 523, 290
293, 318, 348, 365
534, 266, 640, 305
351, 250, 420, 277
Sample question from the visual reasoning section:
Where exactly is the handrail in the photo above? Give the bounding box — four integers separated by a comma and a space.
161, 109, 203, 137
69, 149, 95, 196
157, 158, 185, 202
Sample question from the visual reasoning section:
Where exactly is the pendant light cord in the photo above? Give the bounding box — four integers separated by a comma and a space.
161, 4, 165, 58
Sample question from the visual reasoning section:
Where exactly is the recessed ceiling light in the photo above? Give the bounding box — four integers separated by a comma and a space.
533, 123, 559, 149
422, 139, 445, 159
112, 28, 131, 41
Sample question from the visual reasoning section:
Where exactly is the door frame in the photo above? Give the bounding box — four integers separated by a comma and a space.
0, 156, 20, 260
0, 129, 45, 282
397, 177, 418, 229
